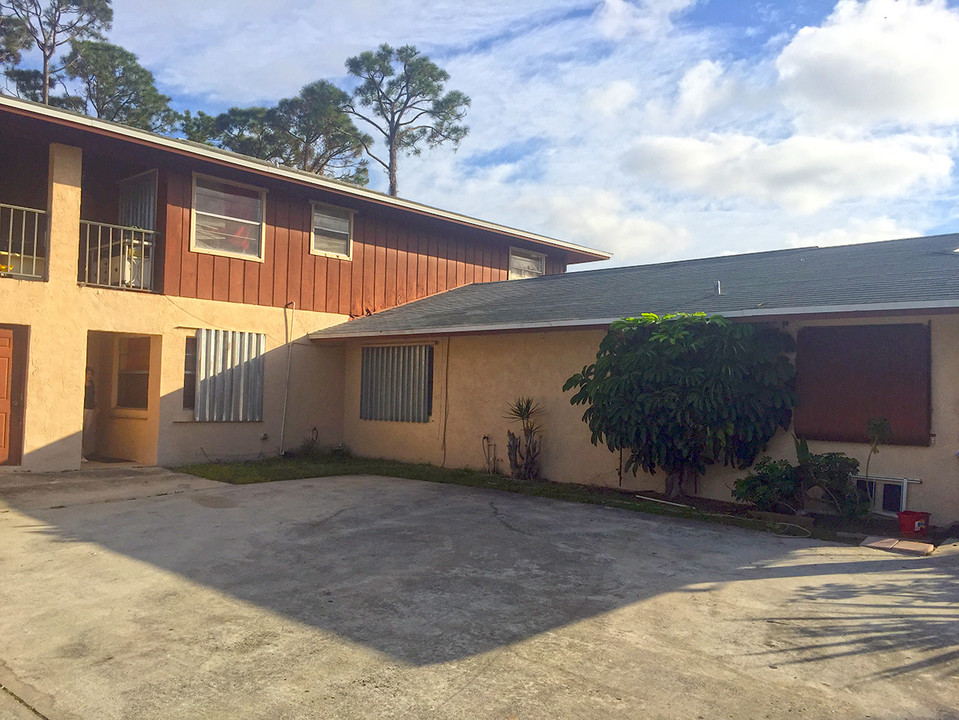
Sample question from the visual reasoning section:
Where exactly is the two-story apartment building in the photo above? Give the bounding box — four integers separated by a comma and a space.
10, 96, 957, 527
0, 96, 610, 472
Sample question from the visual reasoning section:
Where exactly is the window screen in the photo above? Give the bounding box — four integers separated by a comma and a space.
192, 176, 264, 259
312, 204, 352, 258
116, 336, 150, 409
509, 248, 546, 279
183, 335, 197, 410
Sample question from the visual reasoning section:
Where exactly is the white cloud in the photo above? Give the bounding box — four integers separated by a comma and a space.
674, 60, 729, 122
785, 217, 922, 248
622, 133, 953, 213
526, 189, 692, 262
585, 81, 639, 118
777, 0, 959, 129
112, 0, 592, 104
594, 0, 698, 40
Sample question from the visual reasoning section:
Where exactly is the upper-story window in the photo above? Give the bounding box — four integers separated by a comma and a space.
191, 174, 266, 261
509, 247, 546, 279
311, 202, 353, 260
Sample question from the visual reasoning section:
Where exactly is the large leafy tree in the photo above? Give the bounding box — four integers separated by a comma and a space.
64, 40, 177, 131
564, 313, 796, 498
344, 43, 469, 196
273, 80, 370, 185
0, 0, 113, 104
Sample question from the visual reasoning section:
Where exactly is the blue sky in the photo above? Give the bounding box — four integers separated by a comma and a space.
72, 1, 959, 266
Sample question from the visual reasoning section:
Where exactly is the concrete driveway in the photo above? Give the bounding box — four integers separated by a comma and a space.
0, 468, 957, 720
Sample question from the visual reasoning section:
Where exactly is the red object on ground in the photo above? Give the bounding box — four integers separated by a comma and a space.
897, 510, 930, 538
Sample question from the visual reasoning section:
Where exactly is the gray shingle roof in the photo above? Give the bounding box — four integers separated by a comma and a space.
310, 233, 959, 340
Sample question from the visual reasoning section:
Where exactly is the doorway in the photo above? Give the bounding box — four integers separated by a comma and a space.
85, 330, 161, 464
0, 324, 28, 466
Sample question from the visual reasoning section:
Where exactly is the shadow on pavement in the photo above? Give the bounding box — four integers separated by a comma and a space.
3, 471, 958, 673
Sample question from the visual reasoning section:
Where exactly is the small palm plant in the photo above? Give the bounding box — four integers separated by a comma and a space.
505, 396, 543, 481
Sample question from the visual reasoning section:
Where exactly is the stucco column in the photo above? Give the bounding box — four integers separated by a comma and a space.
46, 143, 82, 287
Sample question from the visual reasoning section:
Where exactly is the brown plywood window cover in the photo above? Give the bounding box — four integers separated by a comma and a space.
794, 324, 931, 446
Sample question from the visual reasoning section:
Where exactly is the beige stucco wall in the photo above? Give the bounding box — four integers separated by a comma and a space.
694, 314, 959, 525
341, 330, 642, 491
1, 142, 347, 472
340, 315, 959, 525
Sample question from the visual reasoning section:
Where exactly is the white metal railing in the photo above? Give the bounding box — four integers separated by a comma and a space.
79, 221, 157, 291
0, 203, 47, 280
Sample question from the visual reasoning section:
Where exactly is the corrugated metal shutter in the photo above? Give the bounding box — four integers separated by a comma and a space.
195, 329, 266, 422
360, 345, 433, 422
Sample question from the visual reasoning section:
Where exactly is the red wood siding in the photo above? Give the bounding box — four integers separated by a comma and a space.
0, 135, 47, 211
161, 169, 564, 315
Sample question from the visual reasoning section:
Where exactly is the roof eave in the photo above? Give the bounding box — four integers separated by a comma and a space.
309, 299, 959, 341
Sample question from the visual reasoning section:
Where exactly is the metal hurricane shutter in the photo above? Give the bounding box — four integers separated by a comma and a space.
195, 329, 265, 422
360, 345, 433, 422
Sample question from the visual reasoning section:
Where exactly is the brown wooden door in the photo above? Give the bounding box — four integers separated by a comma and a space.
0, 328, 13, 464
0, 326, 25, 466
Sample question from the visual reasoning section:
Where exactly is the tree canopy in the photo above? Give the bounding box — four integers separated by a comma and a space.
0, 0, 113, 103
182, 82, 370, 185
0, 10, 28, 65
564, 313, 796, 498
64, 40, 176, 132
273, 80, 369, 185
0, 18, 461, 193
185, 106, 286, 161
344, 43, 469, 196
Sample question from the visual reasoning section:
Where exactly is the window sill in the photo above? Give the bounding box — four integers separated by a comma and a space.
310, 248, 352, 261
189, 245, 265, 263
172, 418, 263, 424
111, 408, 149, 420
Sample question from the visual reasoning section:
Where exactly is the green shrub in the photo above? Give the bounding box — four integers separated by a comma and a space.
735, 450, 866, 519
800, 452, 866, 519
733, 457, 803, 513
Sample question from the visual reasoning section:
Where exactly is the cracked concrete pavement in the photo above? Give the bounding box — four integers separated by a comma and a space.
0, 467, 957, 719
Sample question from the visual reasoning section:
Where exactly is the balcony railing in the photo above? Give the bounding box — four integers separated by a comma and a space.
79, 221, 157, 291
0, 203, 47, 280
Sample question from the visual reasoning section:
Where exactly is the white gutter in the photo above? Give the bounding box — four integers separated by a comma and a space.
0, 95, 610, 261
309, 298, 959, 341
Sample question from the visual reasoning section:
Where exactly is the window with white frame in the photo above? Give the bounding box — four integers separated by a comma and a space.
311, 203, 353, 259
509, 247, 546, 279
191, 175, 265, 260
360, 345, 434, 423
190, 329, 266, 422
